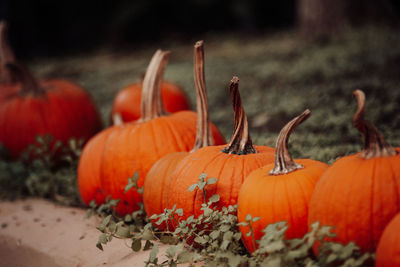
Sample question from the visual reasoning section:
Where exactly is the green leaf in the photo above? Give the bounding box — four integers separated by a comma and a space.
166, 245, 177, 258
141, 229, 155, 240
98, 233, 108, 244
210, 230, 220, 240
206, 177, 217, 185
143, 240, 153, 251
245, 214, 252, 221
96, 242, 103, 251
102, 215, 112, 227
116, 225, 131, 238
194, 236, 208, 245
131, 238, 141, 252
187, 184, 198, 192
124, 179, 135, 193
175, 208, 183, 217
209, 194, 220, 203
149, 244, 159, 263
252, 217, 261, 222
198, 173, 207, 181
177, 251, 193, 263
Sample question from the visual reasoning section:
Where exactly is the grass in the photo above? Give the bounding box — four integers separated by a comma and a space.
28, 25, 400, 164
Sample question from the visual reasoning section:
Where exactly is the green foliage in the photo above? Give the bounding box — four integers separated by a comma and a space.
0, 135, 83, 205
92, 174, 374, 266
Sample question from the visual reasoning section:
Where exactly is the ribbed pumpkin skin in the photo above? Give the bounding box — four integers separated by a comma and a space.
0, 79, 102, 159
308, 149, 400, 253
143, 152, 188, 229
100, 111, 225, 216
112, 81, 190, 122
238, 159, 328, 253
165, 145, 275, 223
77, 126, 119, 206
376, 213, 400, 267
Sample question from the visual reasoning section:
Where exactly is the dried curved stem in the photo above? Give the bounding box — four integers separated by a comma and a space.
0, 21, 16, 84
6, 63, 43, 95
139, 50, 170, 122
222, 77, 257, 155
112, 113, 123, 126
269, 109, 311, 175
353, 90, 397, 159
191, 41, 213, 152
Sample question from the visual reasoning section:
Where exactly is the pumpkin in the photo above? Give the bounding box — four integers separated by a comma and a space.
99, 49, 223, 215
376, 213, 400, 267
308, 90, 400, 253
143, 41, 225, 230
165, 76, 275, 227
237, 109, 328, 253
77, 115, 123, 206
112, 80, 190, 123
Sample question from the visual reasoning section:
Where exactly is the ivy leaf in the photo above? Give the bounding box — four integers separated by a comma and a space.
206, 177, 218, 185
102, 215, 112, 227
131, 238, 141, 252
175, 208, 183, 217
149, 244, 159, 263
143, 240, 153, 251
142, 229, 155, 240
96, 242, 103, 251
187, 184, 198, 192
177, 251, 193, 263
116, 225, 131, 238
209, 194, 220, 203
98, 233, 108, 244
166, 245, 177, 258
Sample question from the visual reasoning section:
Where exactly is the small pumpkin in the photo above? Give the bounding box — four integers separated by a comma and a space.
99, 49, 223, 215
143, 41, 225, 230
112, 80, 190, 123
165, 77, 275, 226
376, 213, 400, 267
0, 23, 102, 159
308, 90, 400, 253
237, 109, 328, 253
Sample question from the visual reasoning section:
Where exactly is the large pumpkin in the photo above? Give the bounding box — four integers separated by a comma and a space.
98, 49, 223, 215
143, 41, 225, 230
308, 90, 400, 253
237, 109, 328, 253
165, 77, 275, 226
112, 80, 190, 123
376, 213, 400, 267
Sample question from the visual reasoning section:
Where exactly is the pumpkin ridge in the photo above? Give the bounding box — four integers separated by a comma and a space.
369, 159, 377, 247
293, 170, 312, 216
388, 154, 400, 209
167, 113, 197, 150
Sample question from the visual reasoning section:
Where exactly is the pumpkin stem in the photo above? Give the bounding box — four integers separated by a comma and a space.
269, 109, 311, 175
5, 63, 44, 95
139, 49, 170, 122
0, 21, 16, 84
112, 113, 123, 126
353, 90, 397, 159
191, 40, 214, 152
222, 77, 257, 155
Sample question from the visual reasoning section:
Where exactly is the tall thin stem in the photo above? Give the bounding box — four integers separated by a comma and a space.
222, 77, 257, 155
140, 50, 170, 122
353, 90, 397, 159
191, 40, 214, 152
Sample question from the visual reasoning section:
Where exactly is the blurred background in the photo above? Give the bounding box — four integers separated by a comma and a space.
1, 0, 400, 162
2, 0, 400, 58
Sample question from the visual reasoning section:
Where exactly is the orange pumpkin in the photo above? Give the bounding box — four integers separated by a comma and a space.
98, 49, 223, 215
237, 109, 328, 253
376, 213, 400, 267
77, 115, 124, 206
308, 90, 400, 253
143, 41, 225, 230
112, 80, 190, 123
0, 23, 102, 160
165, 77, 275, 226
